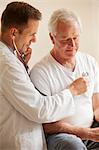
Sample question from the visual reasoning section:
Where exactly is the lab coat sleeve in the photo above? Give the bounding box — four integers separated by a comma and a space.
1, 59, 75, 123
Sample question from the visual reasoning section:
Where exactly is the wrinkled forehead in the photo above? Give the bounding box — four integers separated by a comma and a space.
55, 21, 80, 39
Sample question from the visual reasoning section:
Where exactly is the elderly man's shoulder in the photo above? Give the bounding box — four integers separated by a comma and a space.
77, 51, 96, 62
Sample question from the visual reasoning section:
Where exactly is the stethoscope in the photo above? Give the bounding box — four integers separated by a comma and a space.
12, 36, 29, 73
82, 72, 89, 77
12, 36, 26, 63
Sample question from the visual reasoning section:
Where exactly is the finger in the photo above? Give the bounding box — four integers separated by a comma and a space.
24, 47, 32, 54
24, 51, 32, 56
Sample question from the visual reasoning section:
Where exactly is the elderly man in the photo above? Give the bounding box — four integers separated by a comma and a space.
0, 2, 88, 150
30, 9, 99, 150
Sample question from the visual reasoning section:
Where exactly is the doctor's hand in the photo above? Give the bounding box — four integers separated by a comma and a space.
69, 77, 88, 96
16, 47, 32, 65
23, 47, 32, 64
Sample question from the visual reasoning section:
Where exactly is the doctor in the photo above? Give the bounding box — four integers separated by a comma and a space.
0, 2, 88, 150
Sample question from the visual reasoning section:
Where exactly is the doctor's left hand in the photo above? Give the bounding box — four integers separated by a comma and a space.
23, 47, 32, 64
16, 47, 32, 65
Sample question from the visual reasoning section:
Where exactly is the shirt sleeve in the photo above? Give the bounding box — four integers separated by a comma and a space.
1, 58, 75, 124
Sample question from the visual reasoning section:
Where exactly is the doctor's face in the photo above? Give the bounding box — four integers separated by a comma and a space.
14, 19, 39, 53
51, 21, 80, 60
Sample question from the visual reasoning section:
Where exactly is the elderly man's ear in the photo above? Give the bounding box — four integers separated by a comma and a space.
49, 33, 55, 44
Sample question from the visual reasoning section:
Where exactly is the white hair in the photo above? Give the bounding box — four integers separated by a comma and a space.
48, 8, 82, 34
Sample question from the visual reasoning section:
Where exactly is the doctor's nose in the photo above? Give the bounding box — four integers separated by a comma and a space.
31, 35, 36, 43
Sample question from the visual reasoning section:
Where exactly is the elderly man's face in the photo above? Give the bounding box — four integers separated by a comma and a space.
51, 21, 80, 60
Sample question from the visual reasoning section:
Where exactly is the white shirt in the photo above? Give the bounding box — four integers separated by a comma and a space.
30, 52, 99, 128
0, 41, 75, 150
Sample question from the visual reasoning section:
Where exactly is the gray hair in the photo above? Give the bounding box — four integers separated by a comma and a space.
48, 8, 82, 34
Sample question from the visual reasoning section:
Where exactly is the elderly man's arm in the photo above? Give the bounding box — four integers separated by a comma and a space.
43, 121, 99, 142
92, 93, 99, 122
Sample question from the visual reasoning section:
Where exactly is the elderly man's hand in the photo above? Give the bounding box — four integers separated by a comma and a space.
76, 127, 99, 142
69, 77, 89, 96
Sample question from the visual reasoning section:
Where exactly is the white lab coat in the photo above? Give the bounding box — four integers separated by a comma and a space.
0, 41, 74, 150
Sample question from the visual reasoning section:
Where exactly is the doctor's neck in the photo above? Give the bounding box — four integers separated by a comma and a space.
0, 32, 15, 51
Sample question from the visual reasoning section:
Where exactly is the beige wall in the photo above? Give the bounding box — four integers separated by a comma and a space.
0, 0, 99, 69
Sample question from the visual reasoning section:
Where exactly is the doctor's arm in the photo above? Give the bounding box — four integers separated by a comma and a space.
2, 59, 77, 124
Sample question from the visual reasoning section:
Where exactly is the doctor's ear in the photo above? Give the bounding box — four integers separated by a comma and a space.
12, 30, 17, 38
13, 32, 16, 37
12, 32, 16, 41
10, 28, 17, 38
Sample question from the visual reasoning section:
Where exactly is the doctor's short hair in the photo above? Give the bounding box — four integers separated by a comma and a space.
48, 8, 82, 35
1, 1, 42, 33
